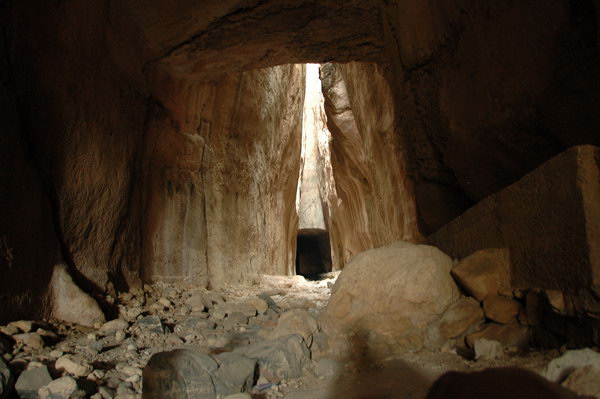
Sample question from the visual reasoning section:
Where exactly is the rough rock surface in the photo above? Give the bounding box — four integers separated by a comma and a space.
269, 309, 318, 345
0, 357, 13, 399
483, 296, 521, 324
385, 1, 600, 234
142, 64, 305, 286
50, 264, 106, 327
38, 376, 85, 399
321, 242, 459, 354
544, 348, 600, 382
466, 323, 529, 349
561, 366, 600, 398
320, 63, 420, 268
438, 298, 484, 339
430, 146, 600, 314
15, 366, 53, 399
234, 334, 311, 381
450, 249, 511, 301
143, 349, 219, 399
2, 0, 600, 323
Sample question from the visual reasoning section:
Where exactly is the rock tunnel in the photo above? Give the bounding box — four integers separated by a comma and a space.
1, 0, 600, 396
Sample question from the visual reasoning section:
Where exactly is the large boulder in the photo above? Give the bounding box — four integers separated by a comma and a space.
142, 349, 257, 399
320, 242, 459, 355
50, 264, 105, 327
234, 334, 310, 381
143, 349, 219, 399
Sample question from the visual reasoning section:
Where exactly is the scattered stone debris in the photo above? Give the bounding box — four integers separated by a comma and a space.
0, 258, 598, 399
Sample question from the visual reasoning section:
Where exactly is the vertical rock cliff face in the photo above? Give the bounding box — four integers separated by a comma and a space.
1, 1, 148, 325
380, 0, 600, 234
320, 63, 420, 268
142, 65, 305, 287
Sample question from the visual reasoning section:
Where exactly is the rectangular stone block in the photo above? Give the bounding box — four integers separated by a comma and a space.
428, 145, 600, 312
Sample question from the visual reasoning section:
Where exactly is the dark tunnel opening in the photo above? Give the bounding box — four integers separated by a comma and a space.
295, 228, 332, 279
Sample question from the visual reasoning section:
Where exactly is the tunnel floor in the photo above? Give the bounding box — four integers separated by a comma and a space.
0, 274, 579, 398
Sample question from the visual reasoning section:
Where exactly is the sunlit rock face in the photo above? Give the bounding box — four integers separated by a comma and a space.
321, 62, 420, 268
142, 65, 305, 287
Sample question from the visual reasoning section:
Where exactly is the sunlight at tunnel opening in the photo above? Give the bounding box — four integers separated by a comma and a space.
295, 63, 335, 279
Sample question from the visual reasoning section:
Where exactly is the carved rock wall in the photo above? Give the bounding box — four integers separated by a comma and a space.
321, 62, 420, 268
142, 65, 305, 287
380, 0, 600, 234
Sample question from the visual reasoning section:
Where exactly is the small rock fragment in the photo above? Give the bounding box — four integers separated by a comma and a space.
99, 319, 129, 335
13, 333, 44, 350
55, 355, 93, 377
466, 322, 529, 349
439, 298, 484, 339
8, 321, 33, 333
474, 338, 503, 360
38, 376, 86, 399
0, 357, 14, 399
136, 315, 164, 334
483, 295, 520, 324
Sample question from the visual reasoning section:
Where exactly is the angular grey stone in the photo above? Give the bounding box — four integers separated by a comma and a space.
142, 349, 218, 399
213, 352, 256, 397
0, 357, 14, 399
137, 315, 164, 334
15, 366, 52, 399
234, 334, 310, 381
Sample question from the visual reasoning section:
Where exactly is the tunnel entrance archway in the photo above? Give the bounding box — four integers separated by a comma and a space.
295, 228, 332, 279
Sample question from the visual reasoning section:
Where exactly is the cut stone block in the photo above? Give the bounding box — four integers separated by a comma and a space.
429, 145, 600, 314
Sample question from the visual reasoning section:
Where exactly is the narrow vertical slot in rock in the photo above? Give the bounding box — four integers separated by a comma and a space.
295, 64, 335, 278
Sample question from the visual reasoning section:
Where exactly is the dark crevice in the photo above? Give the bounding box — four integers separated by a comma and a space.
295, 229, 332, 280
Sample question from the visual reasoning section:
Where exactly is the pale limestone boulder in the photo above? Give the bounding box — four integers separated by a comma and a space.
321, 242, 459, 354
439, 298, 484, 339
451, 249, 511, 301
50, 264, 105, 327
483, 295, 521, 324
